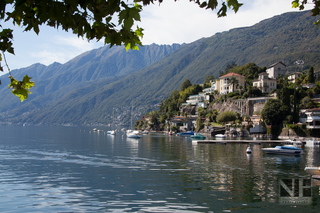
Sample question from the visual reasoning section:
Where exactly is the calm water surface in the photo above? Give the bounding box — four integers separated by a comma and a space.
0, 126, 320, 212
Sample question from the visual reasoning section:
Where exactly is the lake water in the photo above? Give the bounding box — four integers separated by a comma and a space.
0, 126, 320, 212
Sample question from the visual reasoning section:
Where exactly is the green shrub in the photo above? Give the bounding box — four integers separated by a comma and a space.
216, 111, 237, 124
287, 124, 307, 136
170, 125, 178, 132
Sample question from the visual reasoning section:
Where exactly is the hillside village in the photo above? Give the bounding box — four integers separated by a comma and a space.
136, 62, 320, 138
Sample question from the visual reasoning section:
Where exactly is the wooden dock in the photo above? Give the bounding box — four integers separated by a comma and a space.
195, 139, 297, 144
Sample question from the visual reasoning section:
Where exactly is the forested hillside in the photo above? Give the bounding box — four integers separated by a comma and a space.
0, 10, 319, 126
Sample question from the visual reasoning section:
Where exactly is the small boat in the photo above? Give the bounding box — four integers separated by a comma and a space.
127, 130, 142, 138
283, 139, 303, 146
261, 145, 303, 155
246, 146, 252, 153
306, 138, 320, 146
168, 131, 173, 135
190, 133, 206, 140
93, 128, 98, 131
176, 131, 195, 136
305, 167, 320, 176
215, 134, 226, 138
110, 130, 116, 135
142, 130, 149, 134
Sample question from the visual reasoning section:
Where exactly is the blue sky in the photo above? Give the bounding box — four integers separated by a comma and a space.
0, 0, 313, 75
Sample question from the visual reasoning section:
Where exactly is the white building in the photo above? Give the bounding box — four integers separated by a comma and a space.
184, 93, 209, 108
266, 62, 286, 79
218, 72, 245, 94
252, 72, 277, 93
202, 80, 217, 93
288, 72, 302, 83
305, 108, 320, 129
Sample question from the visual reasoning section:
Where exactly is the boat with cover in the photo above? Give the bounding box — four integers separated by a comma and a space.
176, 131, 195, 136
261, 145, 303, 155
190, 133, 206, 140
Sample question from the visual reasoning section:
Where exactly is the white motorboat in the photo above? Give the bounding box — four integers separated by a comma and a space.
142, 130, 149, 134
261, 145, 303, 155
306, 138, 320, 146
127, 130, 142, 138
110, 130, 116, 135
283, 139, 303, 146
305, 167, 320, 176
215, 134, 226, 138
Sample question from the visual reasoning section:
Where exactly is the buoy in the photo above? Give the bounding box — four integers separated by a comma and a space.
246, 146, 252, 154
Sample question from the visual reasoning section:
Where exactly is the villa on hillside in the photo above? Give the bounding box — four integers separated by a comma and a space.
266, 62, 286, 78
182, 81, 216, 108
184, 93, 209, 108
305, 108, 320, 129
216, 72, 245, 94
288, 72, 302, 83
252, 72, 277, 93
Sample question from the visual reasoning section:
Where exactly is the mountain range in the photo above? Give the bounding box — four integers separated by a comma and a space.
0, 10, 319, 126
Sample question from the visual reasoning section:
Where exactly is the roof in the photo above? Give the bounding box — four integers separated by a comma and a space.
305, 108, 320, 112
219, 72, 245, 78
267, 61, 286, 68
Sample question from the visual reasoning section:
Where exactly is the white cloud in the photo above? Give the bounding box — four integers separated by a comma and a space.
140, 0, 313, 45
27, 35, 103, 66
0, 0, 315, 73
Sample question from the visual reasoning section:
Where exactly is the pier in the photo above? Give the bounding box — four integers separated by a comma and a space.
195, 139, 300, 144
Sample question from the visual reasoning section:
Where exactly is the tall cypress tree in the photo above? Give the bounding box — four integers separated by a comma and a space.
308, 67, 315, 83
281, 86, 291, 116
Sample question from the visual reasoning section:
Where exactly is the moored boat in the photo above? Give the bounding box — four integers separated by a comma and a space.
127, 130, 142, 138
283, 138, 303, 146
190, 133, 206, 140
305, 167, 320, 176
176, 131, 195, 136
261, 145, 303, 155
215, 134, 226, 138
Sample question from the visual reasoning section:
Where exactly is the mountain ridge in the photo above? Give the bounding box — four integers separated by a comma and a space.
0, 10, 319, 125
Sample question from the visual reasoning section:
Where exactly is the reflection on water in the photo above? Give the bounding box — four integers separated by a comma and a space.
0, 126, 319, 212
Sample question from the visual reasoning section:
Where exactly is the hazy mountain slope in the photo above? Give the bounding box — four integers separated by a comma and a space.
0, 44, 181, 115
1, 10, 320, 125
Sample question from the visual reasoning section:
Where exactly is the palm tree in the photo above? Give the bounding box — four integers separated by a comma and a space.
228, 76, 239, 93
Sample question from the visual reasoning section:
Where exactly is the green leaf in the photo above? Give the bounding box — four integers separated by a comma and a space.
217, 2, 227, 17
291, 0, 300, 8
8, 75, 35, 102
200, 2, 207, 8
207, 0, 218, 10
227, 0, 243, 13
